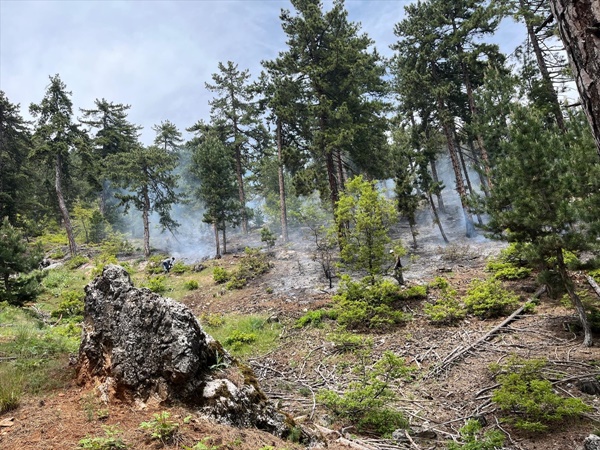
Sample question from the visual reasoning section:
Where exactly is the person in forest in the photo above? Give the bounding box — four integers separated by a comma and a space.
390, 249, 405, 285
162, 256, 175, 273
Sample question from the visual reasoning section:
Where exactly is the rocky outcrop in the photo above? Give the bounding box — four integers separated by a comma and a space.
76, 264, 294, 438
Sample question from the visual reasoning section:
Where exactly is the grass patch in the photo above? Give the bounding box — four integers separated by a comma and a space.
202, 314, 282, 357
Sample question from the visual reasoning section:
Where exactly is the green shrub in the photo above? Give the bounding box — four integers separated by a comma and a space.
398, 284, 427, 300
139, 411, 179, 444
497, 242, 532, 266
463, 278, 520, 318
485, 261, 532, 280
590, 268, 600, 283
429, 277, 449, 289
224, 330, 257, 348
329, 332, 373, 352
490, 356, 591, 432
51, 290, 84, 320
184, 280, 199, 290
261, 227, 276, 248
295, 309, 338, 328
171, 260, 190, 274
49, 249, 66, 259
446, 419, 505, 450
79, 425, 127, 449
332, 276, 410, 330
91, 253, 118, 278
317, 351, 412, 436
145, 276, 167, 294
183, 437, 220, 450
424, 289, 466, 325
213, 266, 230, 284
67, 254, 89, 270
200, 313, 225, 328
146, 255, 166, 275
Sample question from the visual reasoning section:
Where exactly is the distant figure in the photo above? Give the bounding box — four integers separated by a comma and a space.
162, 256, 175, 273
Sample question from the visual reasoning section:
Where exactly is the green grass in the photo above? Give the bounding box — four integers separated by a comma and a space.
201, 314, 282, 358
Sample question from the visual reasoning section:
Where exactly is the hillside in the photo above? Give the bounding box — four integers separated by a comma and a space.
1, 226, 600, 450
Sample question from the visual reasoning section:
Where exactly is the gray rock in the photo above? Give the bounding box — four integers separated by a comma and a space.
585, 434, 600, 450
76, 264, 297, 439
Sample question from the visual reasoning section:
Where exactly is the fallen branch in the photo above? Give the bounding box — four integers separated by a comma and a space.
427, 285, 546, 378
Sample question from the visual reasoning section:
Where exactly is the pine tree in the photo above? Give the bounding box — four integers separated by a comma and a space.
108, 141, 181, 257
485, 105, 600, 346
29, 74, 83, 255
0, 91, 32, 224
188, 130, 241, 258
79, 98, 141, 220
205, 61, 267, 234
0, 217, 43, 306
336, 176, 398, 284
153, 120, 183, 153
266, 0, 389, 213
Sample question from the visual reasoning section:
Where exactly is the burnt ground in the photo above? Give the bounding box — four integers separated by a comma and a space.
2, 220, 600, 450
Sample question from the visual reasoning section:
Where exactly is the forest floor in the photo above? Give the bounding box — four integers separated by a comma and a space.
2, 220, 600, 450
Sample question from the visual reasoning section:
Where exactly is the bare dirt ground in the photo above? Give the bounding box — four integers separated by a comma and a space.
2, 219, 600, 450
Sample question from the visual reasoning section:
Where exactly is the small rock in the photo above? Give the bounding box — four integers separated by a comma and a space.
584, 434, 600, 450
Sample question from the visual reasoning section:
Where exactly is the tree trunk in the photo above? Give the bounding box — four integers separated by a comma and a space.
457, 143, 483, 226
557, 248, 593, 346
549, 0, 600, 157
55, 154, 77, 255
438, 99, 476, 238
469, 140, 490, 197
222, 225, 227, 255
429, 157, 446, 213
232, 111, 248, 234
276, 119, 289, 243
522, 0, 567, 132
335, 148, 346, 189
428, 191, 449, 244
142, 186, 151, 257
213, 222, 221, 258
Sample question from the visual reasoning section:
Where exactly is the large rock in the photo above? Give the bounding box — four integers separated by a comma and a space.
76, 265, 295, 438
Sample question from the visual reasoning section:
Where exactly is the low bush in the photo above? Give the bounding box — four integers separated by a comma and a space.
424, 288, 466, 325
490, 356, 591, 432
398, 284, 427, 300
184, 280, 199, 290
145, 276, 167, 294
79, 425, 127, 449
51, 290, 84, 321
171, 260, 190, 274
429, 276, 449, 289
446, 419, 505, 450
260, 227, 276, 248
332, 276, 411, 330
67, 254, 89, 270
223, 330, 257, 348
140, 411, 180, 444
213, 266, 230, 284
295, 308, 338, 328
486, 261, 532, 280
0, 365, 22, 414
317, 351, 412, 436
463, 278, 520, 318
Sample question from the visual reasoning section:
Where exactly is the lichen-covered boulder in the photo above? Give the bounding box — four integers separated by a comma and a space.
76, 264, 295, 438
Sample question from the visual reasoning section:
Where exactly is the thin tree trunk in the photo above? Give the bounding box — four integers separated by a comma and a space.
522, 0, 567, 132
142, 186, 150, 257
336, 148, 346, 189
457, 143, 483, 226
55, 154, 77, 255
429, 157, 445, 213
232, 110, 248, 234
276, 119, 289, 242
557, 248, 593, 346
469, 140, 490, 197
213, 222, 221, 258
438, 99, 476, 238
222, 225, 227, 255
428, 191, 449, 244
549, 0, 600, 156
408, 219, 418, 249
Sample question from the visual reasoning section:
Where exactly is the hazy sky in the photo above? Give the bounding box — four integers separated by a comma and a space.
1, 0, 525, 145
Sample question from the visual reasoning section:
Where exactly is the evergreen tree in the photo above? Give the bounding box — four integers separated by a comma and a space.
108, 141, 181, 257
0, 217, 43, 306
0, 91, 32, 224
153, 120, 183, 153
205, 61, 267, 234
336, 176, 398, 284
29, 74, 83, 255
485, 106, 600, 346
266, 0, 389, 213
79, 98, 140, 226
188, 131, 241, 258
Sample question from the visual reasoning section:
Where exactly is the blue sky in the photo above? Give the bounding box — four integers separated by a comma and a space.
1, 0, 525, 145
